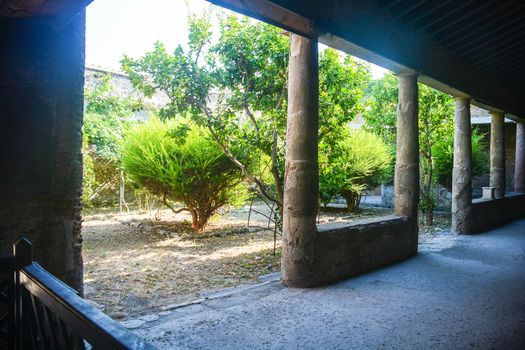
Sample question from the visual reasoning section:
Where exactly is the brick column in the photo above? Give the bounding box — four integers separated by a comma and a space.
452, 97, 472, 234
490, 111, 505, 198
281, 34, 319, 287
514, 122, 525, 193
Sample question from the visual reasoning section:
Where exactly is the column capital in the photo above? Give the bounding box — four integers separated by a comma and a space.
394, 70, 418, 78
489, 109, 505, 116
287, 28, 319, 40
453, 95, 471, 103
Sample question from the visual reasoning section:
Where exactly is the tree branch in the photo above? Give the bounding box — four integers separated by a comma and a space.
276, 68, 288, 112
271, 128, 284, 205
190, 96, 282, 207
162, 194, 190, 214
244, 102, 259, 131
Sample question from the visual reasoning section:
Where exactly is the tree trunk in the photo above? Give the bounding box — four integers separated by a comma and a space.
188, 206, 210, 232
341, 190, 360, 213
426, 210, 434, 226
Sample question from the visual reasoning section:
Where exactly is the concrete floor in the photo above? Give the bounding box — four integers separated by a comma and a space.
134, 219, 525, 349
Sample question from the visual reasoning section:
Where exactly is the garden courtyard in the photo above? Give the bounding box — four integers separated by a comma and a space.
82, 202, 450, 319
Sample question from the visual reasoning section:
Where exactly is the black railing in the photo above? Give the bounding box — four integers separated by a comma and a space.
0, 238, 156, 350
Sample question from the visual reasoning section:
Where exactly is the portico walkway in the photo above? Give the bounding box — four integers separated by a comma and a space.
134, 220, 525, 349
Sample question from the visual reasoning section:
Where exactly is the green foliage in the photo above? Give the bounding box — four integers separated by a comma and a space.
84, 74, 142, 161
362, 73, 399, 147
418, 83, 455, 219
121, 118, 246, 231
433, 130, 490, 191
209, 14, 291, 199
82, 74, 143, 207
319, 129, 392, 211
121, 12, 371, 219
319, 49, 371, 149
82, 138, 96, 207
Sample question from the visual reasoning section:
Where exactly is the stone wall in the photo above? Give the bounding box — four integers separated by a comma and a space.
84, 66, 226, 119
84, 67, 168, 121
0, 12, 85, 293
475, 122, 516, 192
381, 185, 451, 210
314, 216, 416, 285
470, 193, 525, 233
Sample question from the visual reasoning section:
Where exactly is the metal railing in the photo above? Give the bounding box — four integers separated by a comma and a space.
0, 238, 156, 350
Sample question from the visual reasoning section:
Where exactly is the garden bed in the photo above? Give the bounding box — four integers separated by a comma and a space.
82, 203, 449, 319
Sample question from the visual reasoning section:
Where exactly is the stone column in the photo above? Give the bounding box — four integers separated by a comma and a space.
490, 111, 506, 198
514, 122, 525, 193
394, 72, 419, 225
452, 97, 472, 234
281, 34, 319, 288
0, 11, 85, 293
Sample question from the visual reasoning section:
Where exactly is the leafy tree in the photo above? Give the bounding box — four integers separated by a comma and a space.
84, 74, 142, 160
319, 129, 392, 211
417, 83, 454, 225
121, 118, 246, 231
122, 12, 370, 224
82, 138, 96, 206
82, 74, 142, 207
433, 131, 489, 191
319, 48, 371, 151
362, 73, 399, 148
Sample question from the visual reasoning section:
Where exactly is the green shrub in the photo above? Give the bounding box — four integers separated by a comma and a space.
433, 130, 489, 191
82, 138, 96, 208
320, 129, 392, 211
121, 118, 246, 231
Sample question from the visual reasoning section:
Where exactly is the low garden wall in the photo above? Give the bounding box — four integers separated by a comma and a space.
314, 215, 417, 285
470, 193, 525, 233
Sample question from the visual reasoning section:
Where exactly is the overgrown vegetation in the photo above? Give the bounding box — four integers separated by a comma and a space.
82, 74, 142, 207
83, 10, 491, 233
433, 131, 489, 191
121, 12, 370, 227
121, 118, 246, 231
319, 129, 392, 211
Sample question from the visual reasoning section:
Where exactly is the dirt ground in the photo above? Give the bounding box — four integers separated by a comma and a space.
82, 202, 449, 318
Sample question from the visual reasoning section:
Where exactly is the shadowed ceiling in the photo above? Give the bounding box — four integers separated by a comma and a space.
0, 0, 90, 17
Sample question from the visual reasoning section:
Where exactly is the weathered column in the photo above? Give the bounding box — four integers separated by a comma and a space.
452, 97, 472, 234
0, 11, 85, 293
514, 122, 525, 192
281, 33, 319, 288
394, 72, 419, 232
490, 111, 505, 198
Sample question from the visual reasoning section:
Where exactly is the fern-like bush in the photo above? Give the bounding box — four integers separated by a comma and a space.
121, 118, 246, 231
320, 129, 392, 212
433, 130, 489, 191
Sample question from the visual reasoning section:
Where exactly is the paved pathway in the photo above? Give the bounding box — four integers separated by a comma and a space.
132, 219, 525, 349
